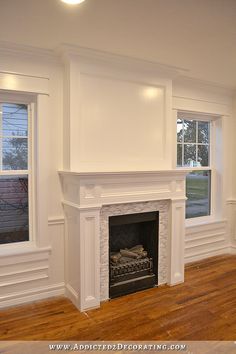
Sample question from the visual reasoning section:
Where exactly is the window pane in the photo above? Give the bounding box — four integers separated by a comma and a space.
2, 137, 28, 170
184, 144, 196, 167
177, 119, 183, 142
183, 120, 196, 143
186, 171, 211, 219
198, 121, 209, 144
2, 103, 28, 137
0, 175, 29, 244
177, 144, 182, 166
198, 145, 209, 167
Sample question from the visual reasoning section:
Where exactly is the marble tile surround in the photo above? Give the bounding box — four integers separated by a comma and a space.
100, 200, 169, 301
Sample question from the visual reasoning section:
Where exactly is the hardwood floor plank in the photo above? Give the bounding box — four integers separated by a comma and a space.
0, 254, 236, 341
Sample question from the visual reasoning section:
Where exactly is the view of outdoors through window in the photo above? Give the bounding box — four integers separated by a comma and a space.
0, 103, 29, 244
186, 171, 211, 219
177, 117, 211, 219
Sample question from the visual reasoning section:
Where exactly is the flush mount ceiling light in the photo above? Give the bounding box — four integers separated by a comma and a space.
61, 0, 85, 4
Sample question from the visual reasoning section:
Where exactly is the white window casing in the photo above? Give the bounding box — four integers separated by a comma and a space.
0, 71, 50, 255
175, 109, 223, 226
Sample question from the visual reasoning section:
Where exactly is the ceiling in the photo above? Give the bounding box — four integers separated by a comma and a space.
0, 0, 236, 89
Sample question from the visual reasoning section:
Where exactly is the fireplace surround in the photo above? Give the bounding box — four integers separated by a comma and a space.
60, 170, 188, 312
100, 200, 169, 302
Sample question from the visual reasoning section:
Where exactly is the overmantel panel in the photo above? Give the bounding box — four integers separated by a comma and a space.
62, 48, 175, 172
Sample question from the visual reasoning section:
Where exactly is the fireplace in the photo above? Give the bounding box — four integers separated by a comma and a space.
60, 170, 187, 311
109, 211, 159, 298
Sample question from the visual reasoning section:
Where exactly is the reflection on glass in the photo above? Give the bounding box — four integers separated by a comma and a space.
2, 138, 28, 170
184, 144, 196, 166
177, 119, 183, 142
186, 171, 211, 219
198, 145, 209, 166
2, 103, 28, 137
198, 121, 209, 144
177, 144, 182, 166
0, 176, 29, 244
183, 120, 196, 143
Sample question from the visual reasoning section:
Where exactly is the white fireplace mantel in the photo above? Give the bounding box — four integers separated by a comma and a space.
59, 169, 188, 311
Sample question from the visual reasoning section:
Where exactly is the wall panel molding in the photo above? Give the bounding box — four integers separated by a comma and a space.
185, 220, 229, 263
185, 246, 231, 263
48, 217, 65, 226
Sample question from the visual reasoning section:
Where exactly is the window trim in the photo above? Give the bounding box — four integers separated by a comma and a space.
176, 110, 221, 224
0, 71, 50, 258
0, 94, 36, 247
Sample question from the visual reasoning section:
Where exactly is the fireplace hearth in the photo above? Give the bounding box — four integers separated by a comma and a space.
109, 211, 159, 298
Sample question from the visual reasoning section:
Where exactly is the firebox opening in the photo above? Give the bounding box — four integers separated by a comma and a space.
109, 211, 159, 298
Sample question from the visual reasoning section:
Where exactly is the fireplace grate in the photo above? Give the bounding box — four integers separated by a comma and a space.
110, 257, 153, 284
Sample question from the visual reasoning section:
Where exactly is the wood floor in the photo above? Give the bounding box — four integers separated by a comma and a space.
1, 254, 236, 341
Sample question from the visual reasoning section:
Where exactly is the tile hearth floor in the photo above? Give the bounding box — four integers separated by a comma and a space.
0, 254, 236, 341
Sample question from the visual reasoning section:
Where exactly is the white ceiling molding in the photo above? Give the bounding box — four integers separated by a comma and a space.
0, 41, 61, 65
0, 41, 235, 94
58, 44, 188, 80
173, 76, 235, 96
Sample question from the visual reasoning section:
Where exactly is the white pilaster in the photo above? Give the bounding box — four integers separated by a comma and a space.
168, 198, 186, 285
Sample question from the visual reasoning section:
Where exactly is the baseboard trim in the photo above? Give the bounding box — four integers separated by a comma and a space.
185, 246, 231, 264
0, 282, 65, 309
65, 283, 79, 309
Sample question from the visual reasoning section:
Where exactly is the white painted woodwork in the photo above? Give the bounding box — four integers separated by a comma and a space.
60, 170, 188, 311
168, 199, 185, 284
0, 42, 234, 310
0, 71, 49, 95
227, 200, 236, 254
79, 75, 165, 170
0, 54, 65, 308
173, 80, 233, 263
61, 47, 174, 172
185, 220, 229, 263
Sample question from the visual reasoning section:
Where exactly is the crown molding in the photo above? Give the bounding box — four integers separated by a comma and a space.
1, 41, 235, 92
174, 75, 236, 96
57, 43, 188, 79
0, 41, 61, 65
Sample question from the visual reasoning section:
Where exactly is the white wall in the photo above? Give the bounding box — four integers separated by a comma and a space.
173, 78, 234, 262
0, 48, 65, 307
0, 43, 235, 308
228, 95, 236, 254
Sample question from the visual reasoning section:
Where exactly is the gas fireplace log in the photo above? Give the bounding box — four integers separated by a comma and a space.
119, 256, 134, 264
130, 245, 144, 253
110, 252, 122, 263
129, 245, 147, 258
120, 249, 141, 259
139, 251, 148, 258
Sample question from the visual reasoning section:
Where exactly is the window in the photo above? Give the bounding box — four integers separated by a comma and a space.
0, 102, 30, 244
177, 114, 212, 219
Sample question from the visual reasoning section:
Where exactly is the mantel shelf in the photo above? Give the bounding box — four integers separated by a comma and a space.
58, 169, 190, 178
